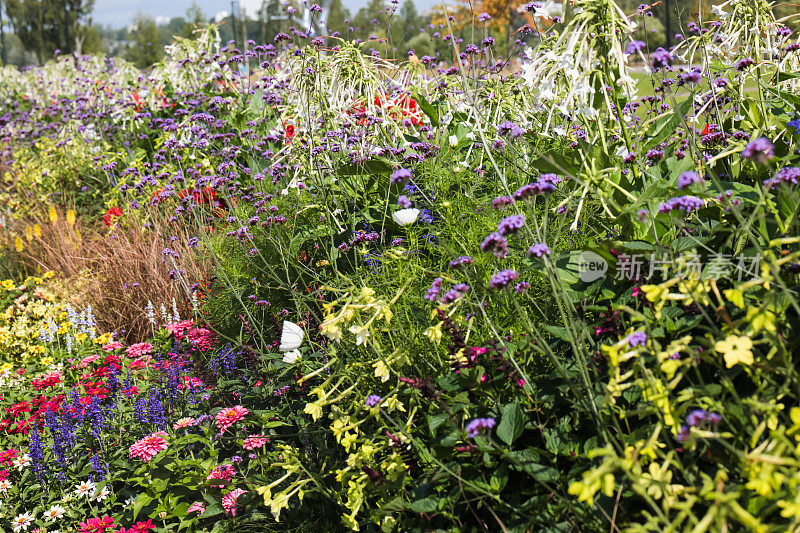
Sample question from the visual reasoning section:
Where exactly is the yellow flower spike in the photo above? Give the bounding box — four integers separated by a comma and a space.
715, 335, 754, 368
424, 321, 443, 344
14, 237, 23, 253
33, 224, 42, 238
746, 307, 777, 335
48, 205, 57, 224
373, 360, 390, 383
67, 209, 76, 226
24, 226, 32, 242
384, 396, 405, 412
724, 288, 745, 309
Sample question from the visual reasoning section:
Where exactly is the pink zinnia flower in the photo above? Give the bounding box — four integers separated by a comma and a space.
165, 320, 194, 340
173, 417, 196, 430
186, 327, 215, 351
126, 343, 154, 358
129, 356, 152, 369
242, 435, 269, 450
179, 376, 205, 390
75, 354, 101, 369
207, 464, 236, 488
129, 431, 169, 462
215, 405, 249, 432
187, 501, 206, 514
77, 515, 115, 533
102, 341, 123, 352
223, 488, 248, 516
118, 519, 156, 533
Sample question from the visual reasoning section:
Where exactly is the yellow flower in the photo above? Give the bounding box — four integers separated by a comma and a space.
39, 357, 53, 367
48, 205, 58, 224
424, 322, 443, 344
33, 224, 42, 238
14, 237, 23, 253
304, 400, 324, 421
75, 332, 87, 344
67, 209, 76, 226
373, 360, 390, 382
715, 335, 754, 368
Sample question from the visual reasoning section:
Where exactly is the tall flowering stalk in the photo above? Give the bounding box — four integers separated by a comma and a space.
521, 0, 637, 140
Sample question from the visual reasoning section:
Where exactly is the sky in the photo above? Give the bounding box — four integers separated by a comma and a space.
92, 0, 441, 28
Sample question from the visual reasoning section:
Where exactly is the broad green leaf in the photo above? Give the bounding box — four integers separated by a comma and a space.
133, 493, 153, 521
497, 402, 525, 445
643, 98, 693, 151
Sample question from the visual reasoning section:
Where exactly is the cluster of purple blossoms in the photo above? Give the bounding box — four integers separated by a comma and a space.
397, 195, 412, 208
625, 40, 646, 55
676, 171, 702, 190
741, 137, 774, 164
788, 119, 800, 134
497, 214, 526, 236
735, 58, 755, 71
489, 269, 519, 290
658, 195, 705, 213
492, 195, 515, 209
466, 417, 496, 438
365, 395, 382, 407
679, 68, 703, 85
498, 121, 525, 138
477, 11, 492, 22
513, 174, 562, 200
676, 409, 723, 442
390, 168, 413, 184
481, 232, 509, 259
440, 284, 470, 304
651, 47, 673, 69
424, 278, 444, 301
625, 331, 647, 347
527, 243, 550, 258
764, 166, 800, 189
449, 256, 474, 268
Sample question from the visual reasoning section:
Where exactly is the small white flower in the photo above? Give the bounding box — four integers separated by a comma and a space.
124, 496, 136, 507
43, 504, 66, 522
392, 208, 420, 226
0, 479, 11, 493
348, 324, 370, 345
11, 511, 34, 532
74, 480, 96, 498
279, 321, 304, 352
13, 454, 30, 470
448, 135, 458, 147
282, 349, 301, 364
93, 485, 110, 502
711, 4, 728, 17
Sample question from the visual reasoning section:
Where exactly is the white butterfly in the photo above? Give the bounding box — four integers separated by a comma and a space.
279, 320, 304, 352
392, 208, 420, 226
282, 349, 301, 364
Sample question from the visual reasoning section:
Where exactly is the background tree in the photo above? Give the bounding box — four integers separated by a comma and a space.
324, 0, 351, 37
4, 0, 94, 63
124, 13, 162, 69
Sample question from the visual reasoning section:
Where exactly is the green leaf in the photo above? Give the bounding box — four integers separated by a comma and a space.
496, 402, 524, 445
133, 493, 153, 521
542, 325, 572, 342
412, 93, 439, 125
490, 464, 509, 491
336, 159, 393, 176
643, 98, 693, 150
407, 496, 440, 513
428, 413, 449, 434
